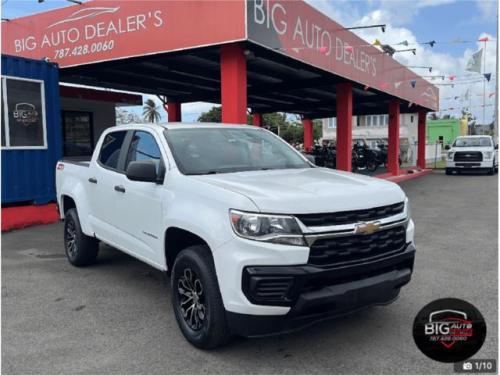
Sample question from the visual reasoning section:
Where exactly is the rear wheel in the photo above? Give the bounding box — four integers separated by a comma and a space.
445, 168, 452, 175
171, 245, 232, 349
64, 208, 99, 267
367, 160, 378, 172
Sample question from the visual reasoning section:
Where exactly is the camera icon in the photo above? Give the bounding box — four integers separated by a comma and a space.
462, 362, 473, 371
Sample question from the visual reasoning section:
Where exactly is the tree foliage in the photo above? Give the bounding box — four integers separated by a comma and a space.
143, 98, 162, 123
116, 108, 141, 125
197, 106, 322, 145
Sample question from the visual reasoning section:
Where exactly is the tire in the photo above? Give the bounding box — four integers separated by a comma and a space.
64, 208, 99, 267
171, 245, 232, 349
487, 167, 494, 175
367, 160, 378, 172
445, 168, 452, 175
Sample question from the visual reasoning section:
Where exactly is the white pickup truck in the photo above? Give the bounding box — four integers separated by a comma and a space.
56, 123, 415, 349
445, 135, 498, 175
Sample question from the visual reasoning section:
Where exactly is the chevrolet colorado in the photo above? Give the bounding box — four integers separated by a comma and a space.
445, 135, 498, 175
56, 123, 415, 349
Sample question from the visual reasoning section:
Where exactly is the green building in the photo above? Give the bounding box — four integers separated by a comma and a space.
426, 119, 464, 146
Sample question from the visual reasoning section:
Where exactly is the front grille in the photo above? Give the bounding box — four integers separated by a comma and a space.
295, 202, 404, 227
308, 225, 407, 266
454, 151, 483, 162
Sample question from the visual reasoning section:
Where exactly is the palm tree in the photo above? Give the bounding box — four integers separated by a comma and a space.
142, 99, 161, 123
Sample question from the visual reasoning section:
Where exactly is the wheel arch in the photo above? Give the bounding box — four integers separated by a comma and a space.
164, 227, 212, 272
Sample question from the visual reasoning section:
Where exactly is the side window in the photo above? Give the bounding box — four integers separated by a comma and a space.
98, 131, 127, 170
125, 131, 163, 173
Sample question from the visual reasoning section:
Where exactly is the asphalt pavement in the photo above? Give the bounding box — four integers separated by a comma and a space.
2, 171, 497, 374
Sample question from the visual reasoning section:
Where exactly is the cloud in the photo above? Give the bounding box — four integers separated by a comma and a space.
475, 0, 497, 22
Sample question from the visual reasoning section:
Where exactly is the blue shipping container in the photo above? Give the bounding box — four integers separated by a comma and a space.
1, 55, 62, 204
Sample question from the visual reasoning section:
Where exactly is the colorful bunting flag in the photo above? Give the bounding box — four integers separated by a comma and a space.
410, 80, 417, 88
483, 73, 491, 81
373, 39, 382, 47
364, 85, 370, 91
394, 81, 402, 89
448, 75, 456, 81
318, 46, 328, 54
478, 36, 489, 42
489, 92, 495, 98
345, 45, 353, 53
466, 49, 483, 73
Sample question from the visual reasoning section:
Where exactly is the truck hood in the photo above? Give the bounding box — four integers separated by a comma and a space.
192, 168, 405, 214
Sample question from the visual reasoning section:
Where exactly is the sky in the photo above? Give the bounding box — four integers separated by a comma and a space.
2, 0, 498, 124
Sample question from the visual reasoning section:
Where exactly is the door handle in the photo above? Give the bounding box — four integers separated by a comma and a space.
88, 177, 97, 184
114, 185, 126, 193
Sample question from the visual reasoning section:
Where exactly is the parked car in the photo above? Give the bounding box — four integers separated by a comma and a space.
445, 135, 498, 175
56, 123, 415, 349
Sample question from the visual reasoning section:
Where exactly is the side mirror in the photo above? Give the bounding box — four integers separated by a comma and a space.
126, 161, 158, 183
444, 145, 450, 150
495, 144, 498, 150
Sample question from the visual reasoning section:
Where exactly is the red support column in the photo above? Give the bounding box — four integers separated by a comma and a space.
417, 110, 427, 169
388, 100, 401, 175
220, 43, 247, 124
302, 118, 313, 152
167, 102, 181, 122
252, 113, 263, 127
336, 83, 353, 171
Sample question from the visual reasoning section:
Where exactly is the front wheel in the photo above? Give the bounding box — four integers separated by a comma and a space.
171, 246, 232, 349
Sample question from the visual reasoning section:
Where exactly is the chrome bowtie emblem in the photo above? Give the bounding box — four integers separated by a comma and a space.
354, 221, 381, 235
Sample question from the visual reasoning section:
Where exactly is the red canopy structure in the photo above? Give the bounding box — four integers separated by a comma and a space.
2, 0, 438, 175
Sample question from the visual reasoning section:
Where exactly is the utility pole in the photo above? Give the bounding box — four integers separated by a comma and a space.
496, 8, 499, 140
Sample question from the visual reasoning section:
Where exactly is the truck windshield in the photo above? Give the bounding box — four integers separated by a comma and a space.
453, 137, 492, 147
164, 127, 311, 175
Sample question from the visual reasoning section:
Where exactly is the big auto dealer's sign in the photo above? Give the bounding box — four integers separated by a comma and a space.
247, 0, 439, 111
2, 0, 438, 111
1, 0, 246, 68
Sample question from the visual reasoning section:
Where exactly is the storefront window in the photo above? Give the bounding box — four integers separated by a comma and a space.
1, 77, 46, 149
63, 111, 94, 157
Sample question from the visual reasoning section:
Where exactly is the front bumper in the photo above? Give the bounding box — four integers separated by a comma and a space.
446, 160, 493, 169
227, 243, 415, 337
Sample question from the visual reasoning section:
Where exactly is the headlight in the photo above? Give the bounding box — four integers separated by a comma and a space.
447, 152, 454, 160
230, 210, 306, 246
484, 151, 493, 159
405, 197, 412, 220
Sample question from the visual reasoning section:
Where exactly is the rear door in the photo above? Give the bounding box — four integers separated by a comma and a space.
110, 130, 166, 266
88, 129, 130, 243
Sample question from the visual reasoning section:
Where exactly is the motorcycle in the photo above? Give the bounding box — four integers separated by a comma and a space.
352, 143, 379, 172
308, 145, 336, 169
376, 143, 402, 168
